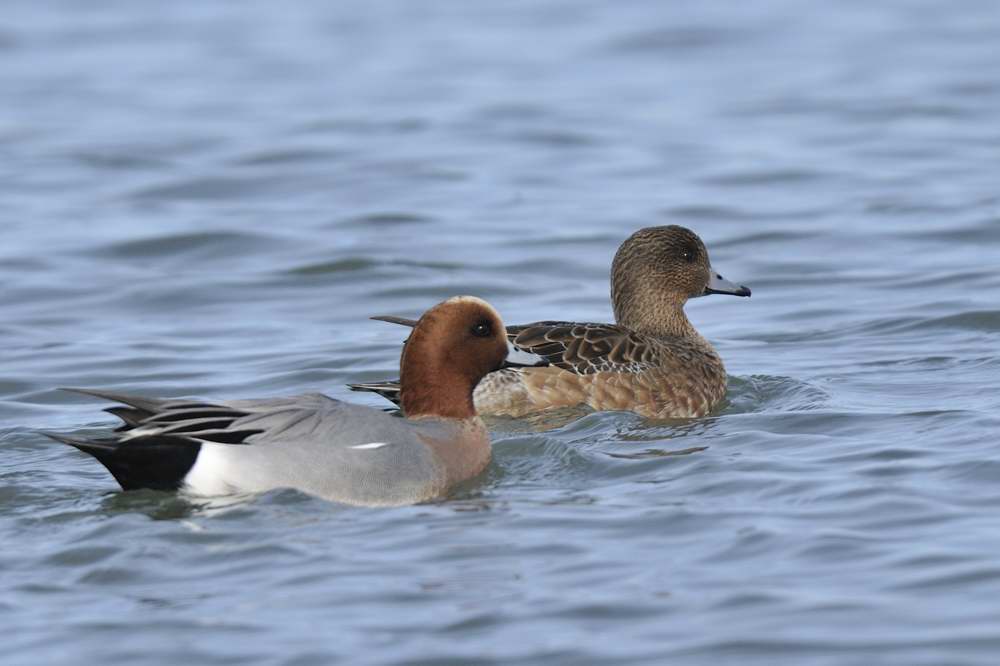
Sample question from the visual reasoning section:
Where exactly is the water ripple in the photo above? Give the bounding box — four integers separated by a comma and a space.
6, 2, 1000, 665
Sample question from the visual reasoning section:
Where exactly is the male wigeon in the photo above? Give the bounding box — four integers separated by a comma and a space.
47, 296, 541, 506
350, 226, 750, 419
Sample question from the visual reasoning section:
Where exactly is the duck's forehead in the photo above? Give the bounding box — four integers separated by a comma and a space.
657, 225, 702, 247
444, 295, 490, 308
439, 296, 502, 325
630, 225, 696, 247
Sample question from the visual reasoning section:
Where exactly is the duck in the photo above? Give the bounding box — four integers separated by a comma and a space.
350, 226, 750, 419
46, 296, 541, 507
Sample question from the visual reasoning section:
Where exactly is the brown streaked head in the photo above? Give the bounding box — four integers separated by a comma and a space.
398, 296, 509, 419
610, 225, 750, 337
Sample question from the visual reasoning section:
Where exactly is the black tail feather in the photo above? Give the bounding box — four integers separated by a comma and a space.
60, 387, 167, 414
104, 406, 151, 430
370, 315, 419, 327
138, 407, 248, 425
42, 431, 119, 452
347, 380, 403, 407
44, 431, 201, 492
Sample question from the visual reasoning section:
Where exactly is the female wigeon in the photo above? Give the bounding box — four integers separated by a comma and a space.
351, 226, 750, 419
47, 297, 540, 506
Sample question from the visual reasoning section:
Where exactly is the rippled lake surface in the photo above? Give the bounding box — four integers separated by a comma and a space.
4, 1, 1000, 664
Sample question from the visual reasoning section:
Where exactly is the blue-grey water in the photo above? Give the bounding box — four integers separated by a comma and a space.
4, 1, 1000, 664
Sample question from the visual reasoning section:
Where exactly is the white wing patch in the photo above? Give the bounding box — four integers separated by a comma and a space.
350, 442, 391, 450
119, 426, 164, 441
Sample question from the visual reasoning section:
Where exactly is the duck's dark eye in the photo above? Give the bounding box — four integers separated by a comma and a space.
470, 320, 492, 338
681, 248, 697, 263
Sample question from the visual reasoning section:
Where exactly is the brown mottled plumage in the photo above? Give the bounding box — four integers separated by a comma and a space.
350, 225, 750, 420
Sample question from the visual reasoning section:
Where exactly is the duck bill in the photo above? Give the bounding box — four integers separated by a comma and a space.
502, 342, 548, 368
702, 268, 751, 297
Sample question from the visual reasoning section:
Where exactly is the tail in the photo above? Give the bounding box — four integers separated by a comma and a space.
347, 379, 403, 407
370, 315, 418, 327
43, 430, 201, 491
46, 388, 222, 492
355, 315, 413, 407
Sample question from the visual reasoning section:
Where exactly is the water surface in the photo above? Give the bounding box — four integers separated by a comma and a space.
4, 1, 1000, 664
